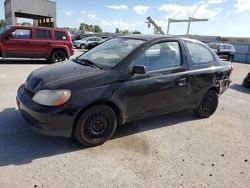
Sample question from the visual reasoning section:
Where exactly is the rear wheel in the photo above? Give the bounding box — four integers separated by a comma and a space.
74, 105, 117, 147
49, 50, 67, 63
80, 44, 86, 49
193, 90, 218, 118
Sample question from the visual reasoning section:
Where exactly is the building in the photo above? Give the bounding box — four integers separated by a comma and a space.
4, 0, 56, 27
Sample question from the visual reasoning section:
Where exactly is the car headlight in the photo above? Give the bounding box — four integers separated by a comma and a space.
32, 89, 71, 106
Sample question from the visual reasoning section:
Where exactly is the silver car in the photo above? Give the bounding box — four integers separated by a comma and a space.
73, 36, 104, 49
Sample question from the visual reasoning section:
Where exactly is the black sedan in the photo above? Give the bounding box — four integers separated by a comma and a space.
17, 35, 233, 146
243, 72, 250, 87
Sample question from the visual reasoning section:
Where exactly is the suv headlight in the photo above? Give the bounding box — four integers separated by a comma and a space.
32, 89, 71, 106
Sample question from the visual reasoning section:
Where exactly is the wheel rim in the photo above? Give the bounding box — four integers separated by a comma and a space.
202, 95, 216, 112
84, 113, 108, 139
80, 44, 85, 49
53, 52, 65, 62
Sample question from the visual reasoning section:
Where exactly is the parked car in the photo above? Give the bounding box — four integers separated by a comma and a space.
73, 36, 104, 49
17, 35, 233, 146
243, 72, 250, 87
0, 25, 74, 63
207, 42, 236, 62
86, 37, 113, 50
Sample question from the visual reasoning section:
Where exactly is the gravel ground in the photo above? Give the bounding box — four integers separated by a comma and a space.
0, 53, 249, 188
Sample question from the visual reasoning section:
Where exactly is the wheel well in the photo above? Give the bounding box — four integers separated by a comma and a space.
72, 101, 123, 136
209, 87, 220, 94
51, 48, 68, 58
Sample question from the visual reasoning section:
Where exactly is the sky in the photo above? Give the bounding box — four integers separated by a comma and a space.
1, 0, 250, 37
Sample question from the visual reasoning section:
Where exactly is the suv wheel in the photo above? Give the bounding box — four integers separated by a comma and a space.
50, 50, 67, 63
74, 105, 117, 147
193, 90, 218, 118
80, 44, 86, 49
229, 55, 234, 62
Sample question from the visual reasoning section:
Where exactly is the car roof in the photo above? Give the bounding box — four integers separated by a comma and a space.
119, 34, 179, 41
8, 25, 67, 32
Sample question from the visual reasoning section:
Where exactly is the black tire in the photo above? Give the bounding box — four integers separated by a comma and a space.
229, 55, 234, 62
49, 50, 67, 63
80, 44, 86, 49
74, 105, 117, 146
193, 90, 218, 118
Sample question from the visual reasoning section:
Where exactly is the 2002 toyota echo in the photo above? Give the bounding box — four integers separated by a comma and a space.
17, 35, 232, 146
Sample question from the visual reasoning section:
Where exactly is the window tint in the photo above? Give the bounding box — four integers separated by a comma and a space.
133, 41, 181, 72
36, 29, 51, 39
185, 41, 214, 64
55, 31, 67, 40
11, 29, 31, 39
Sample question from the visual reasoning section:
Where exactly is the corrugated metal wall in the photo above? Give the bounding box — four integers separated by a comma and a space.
187, 35, 250, 64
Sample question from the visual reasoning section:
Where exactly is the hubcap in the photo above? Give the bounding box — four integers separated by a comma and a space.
202, 96, 214, 112
85, 113, 108, 139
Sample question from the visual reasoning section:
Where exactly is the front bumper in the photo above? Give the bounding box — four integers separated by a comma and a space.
17, 85, 74, 137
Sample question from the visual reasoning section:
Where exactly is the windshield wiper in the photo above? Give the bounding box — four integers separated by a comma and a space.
73, 57, 103, 70
80, 58, 103, 70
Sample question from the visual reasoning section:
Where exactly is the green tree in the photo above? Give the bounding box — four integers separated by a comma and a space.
93, 25, 102, 33
0, 19, 6, 28
79, 23, 103, 33
132, 30, 141, 34
115, 28, 120, 33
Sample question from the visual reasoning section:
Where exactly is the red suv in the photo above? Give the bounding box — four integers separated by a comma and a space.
0, 26, 74, 63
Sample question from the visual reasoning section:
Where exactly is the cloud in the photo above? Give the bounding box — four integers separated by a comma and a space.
159, 2, 221, 19
64, 11, 73, 16
208, 0, 227, 4
101, 19, 144, 31
106, 5, 129, 10
133, 5, 150, 15
234, 0, 250, 13
87, 13, 96, 20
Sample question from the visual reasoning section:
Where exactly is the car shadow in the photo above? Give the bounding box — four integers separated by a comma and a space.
0, 107, 197, 166
229, 84, 250, 94
0, 59, 49, 65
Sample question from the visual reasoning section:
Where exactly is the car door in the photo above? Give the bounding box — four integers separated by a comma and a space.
31, 29, 52, 58
124, 40, 189, 120
4, 28, 33, 58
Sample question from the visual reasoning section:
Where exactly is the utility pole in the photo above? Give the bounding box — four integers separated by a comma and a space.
146, 16, 165, 35
167, 17, 209, 37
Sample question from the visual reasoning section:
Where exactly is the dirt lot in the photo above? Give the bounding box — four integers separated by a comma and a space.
0, 54, 249, 188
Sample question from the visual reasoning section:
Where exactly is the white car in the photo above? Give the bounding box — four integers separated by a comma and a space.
73, 37, 104, 49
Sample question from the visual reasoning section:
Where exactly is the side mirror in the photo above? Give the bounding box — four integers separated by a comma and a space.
5, 33, 13, 39
132, 65, 146, 75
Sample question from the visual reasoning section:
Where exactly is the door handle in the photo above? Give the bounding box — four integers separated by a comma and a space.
178, 78, 187, 86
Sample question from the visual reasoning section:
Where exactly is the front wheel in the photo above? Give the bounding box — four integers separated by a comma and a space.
74, 105, 117, 147
49, 50, 67, 63
193, 90, 218, 118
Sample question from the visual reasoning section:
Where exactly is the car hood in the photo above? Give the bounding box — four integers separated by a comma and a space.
25, 60, 103, 92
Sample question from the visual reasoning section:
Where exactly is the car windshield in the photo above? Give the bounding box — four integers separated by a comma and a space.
77, 38, 145, 69
0, 26, 10, 35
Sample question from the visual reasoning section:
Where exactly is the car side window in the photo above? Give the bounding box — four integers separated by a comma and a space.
36, 29, 51, 39
185, 41, 214, 64
133, 41, 181, 72
55, 31, 67, 40
11, 29, 32, 39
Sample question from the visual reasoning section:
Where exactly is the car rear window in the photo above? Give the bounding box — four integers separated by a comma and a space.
55, 31, 67, 40
36, 29, 51, 39
185, 41, 214, 64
